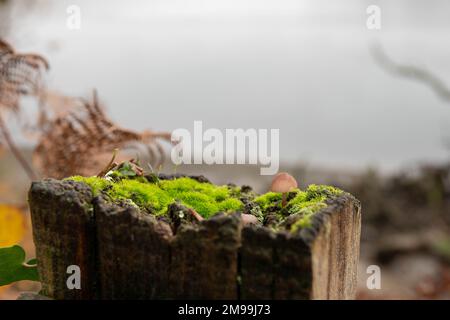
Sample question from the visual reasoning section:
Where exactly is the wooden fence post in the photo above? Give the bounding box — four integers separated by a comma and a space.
28, 179, 98, 299
29, 180, 361, 300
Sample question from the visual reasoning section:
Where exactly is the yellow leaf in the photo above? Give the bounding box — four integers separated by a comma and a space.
0, 205, 25, 247
0, 284, 10, 294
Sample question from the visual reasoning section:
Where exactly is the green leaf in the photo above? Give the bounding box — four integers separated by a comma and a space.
26, 258, 37, 266
118, 162, 137, 177
121, 170, 137, 177
0, 245, 39, 286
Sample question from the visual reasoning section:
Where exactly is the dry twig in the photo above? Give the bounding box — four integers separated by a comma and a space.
371, 43, 450, 102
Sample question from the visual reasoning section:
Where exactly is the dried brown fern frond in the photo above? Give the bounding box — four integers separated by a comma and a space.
0, 39, 49, 114
0, 39, 49, 180
34, 90, 171, 179
31, 89, 84, 134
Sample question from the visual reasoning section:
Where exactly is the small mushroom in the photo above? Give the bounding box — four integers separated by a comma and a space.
270, 172, 298, 207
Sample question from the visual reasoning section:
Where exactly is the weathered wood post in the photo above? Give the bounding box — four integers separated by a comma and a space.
28, 179, 361, 300
240, 194, 361, 299
169, 213, 242, 299
94, 197, 173, 299
28, 180, 98, 299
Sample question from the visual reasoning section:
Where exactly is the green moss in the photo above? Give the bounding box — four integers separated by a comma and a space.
108, 179, 173, 214
159, 178, 230, 203
67, 176, 242, 218
218, 198, 244, 212
291, 216, 312, 233
254, 184, 341, 215
69, 176, 111, 196
254, 192, 283, 210
287, 190, 326, 215
253, 184, 343, 233
67, 176, 343, 231
287, 185, 343, 233
304, 184, 343, 200
158, 178, 242, 217
289, 199, 327, 215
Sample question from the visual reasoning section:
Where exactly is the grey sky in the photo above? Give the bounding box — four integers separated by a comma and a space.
4, 0, 450, 171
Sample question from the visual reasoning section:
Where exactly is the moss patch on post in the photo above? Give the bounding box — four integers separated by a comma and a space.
67, 174, 344, 232
69, 176, 243, 218
253, 184, 343, 229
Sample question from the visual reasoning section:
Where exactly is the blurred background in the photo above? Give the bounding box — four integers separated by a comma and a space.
0, 0, 449, 299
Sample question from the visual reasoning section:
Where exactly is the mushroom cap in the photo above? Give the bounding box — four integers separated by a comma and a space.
270, 172, 298, 193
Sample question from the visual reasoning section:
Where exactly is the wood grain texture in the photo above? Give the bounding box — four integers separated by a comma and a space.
28, 179, 97, 299
308, 195, 362, 299
169, 213, 242, 299
240, 226, 276, 299
94, 197, 173, 299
